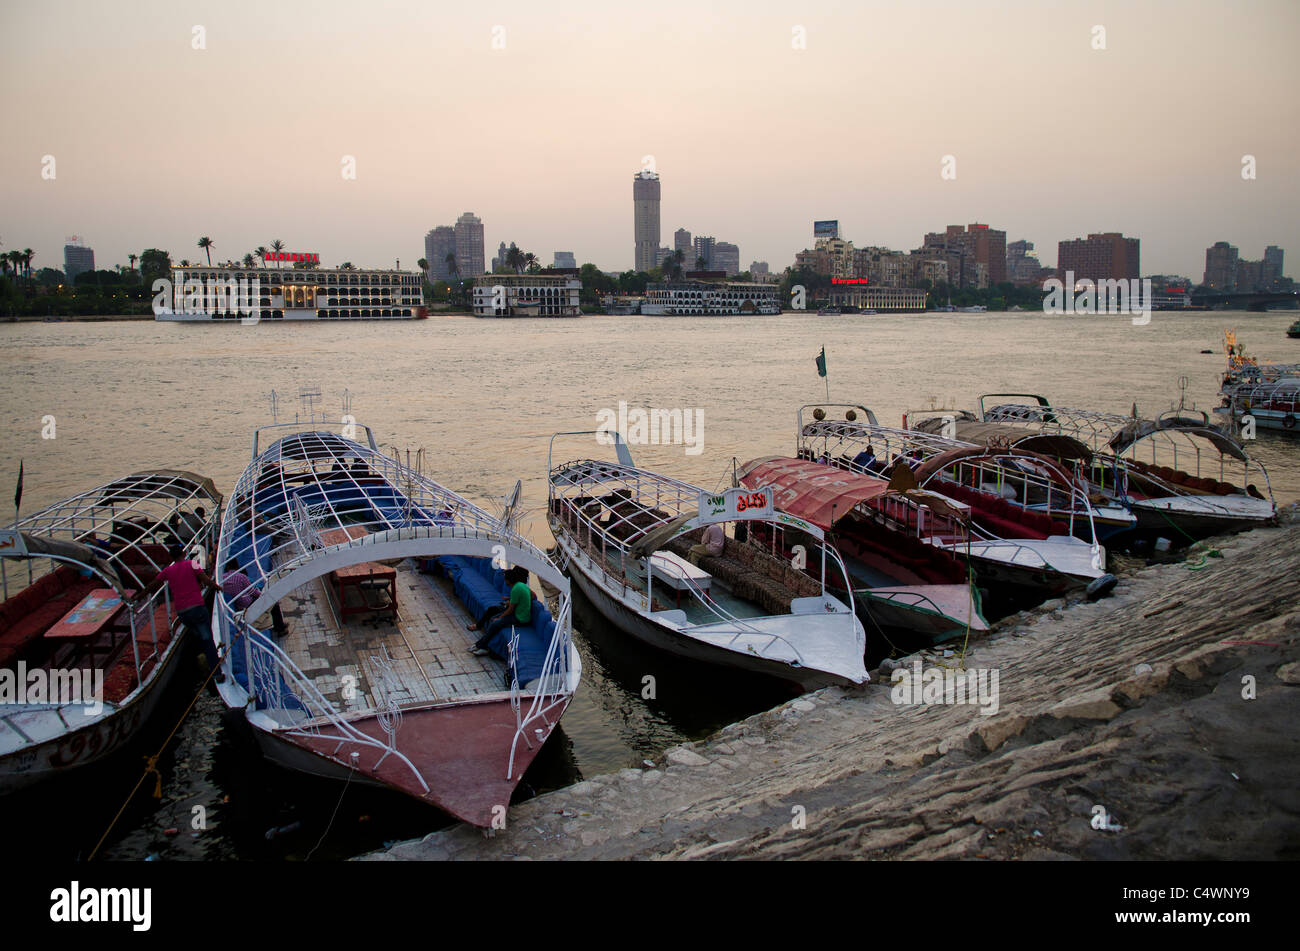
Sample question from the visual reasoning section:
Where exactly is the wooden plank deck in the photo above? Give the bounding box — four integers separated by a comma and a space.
274, 561, 509, 713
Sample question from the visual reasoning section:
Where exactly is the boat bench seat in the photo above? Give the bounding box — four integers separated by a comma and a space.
932, 481, 1053, 539
433, 556, 508, 624
661, 536, 809, 617
484, 602, 559, 686
0, 568, 100, 667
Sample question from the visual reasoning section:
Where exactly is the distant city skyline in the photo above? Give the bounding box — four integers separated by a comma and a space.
3, 1, 1298, 279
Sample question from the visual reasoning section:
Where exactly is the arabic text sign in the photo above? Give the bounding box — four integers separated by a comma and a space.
697, 486, 775, 524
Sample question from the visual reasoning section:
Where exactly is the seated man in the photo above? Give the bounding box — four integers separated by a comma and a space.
851, 448, 876, 472
687, 522, 726, 566
468, 566, 532, 659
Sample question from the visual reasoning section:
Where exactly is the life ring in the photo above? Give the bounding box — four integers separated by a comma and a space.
1284, 414, 1296, 430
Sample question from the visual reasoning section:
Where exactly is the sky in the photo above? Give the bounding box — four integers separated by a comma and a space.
2, 0, 1298, 278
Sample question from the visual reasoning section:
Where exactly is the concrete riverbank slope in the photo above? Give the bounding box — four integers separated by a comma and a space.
367, 516, 1300, 861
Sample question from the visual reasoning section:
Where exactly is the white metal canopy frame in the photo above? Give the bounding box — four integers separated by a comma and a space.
547, 431, 866, 682
795, 404, 1103, 544
976, 393, 1274, 505
214, 423, 577, 788
2, 469, 222, 597
0, 470, 223, 731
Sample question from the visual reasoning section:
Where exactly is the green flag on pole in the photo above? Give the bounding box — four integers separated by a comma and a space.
815, 346, 827, 378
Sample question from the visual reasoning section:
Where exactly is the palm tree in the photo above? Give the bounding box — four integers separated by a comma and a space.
129, 253, 138, 273
180, 259, 191, 266
22, 249, 34, 280
666, 248, 685, 280
197, 237, 214, 265
242, 253, 255, 268
445, 252, 458, 279
417, 257, 428, 278
523, 252, 538, 273
270, 239, 285, 269
695, 255, 707, 271
255, 246, 269, 268
505, 244, 524, 274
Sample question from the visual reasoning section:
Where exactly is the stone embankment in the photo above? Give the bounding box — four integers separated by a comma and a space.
366, 514, 1300, 860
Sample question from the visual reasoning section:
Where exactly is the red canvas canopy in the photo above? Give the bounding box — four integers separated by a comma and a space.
737, 456, 889, 530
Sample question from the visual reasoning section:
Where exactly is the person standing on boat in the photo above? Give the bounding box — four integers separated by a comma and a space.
220, 559, 288, 638
139, 547, 224, 682
469, 566, 532, 657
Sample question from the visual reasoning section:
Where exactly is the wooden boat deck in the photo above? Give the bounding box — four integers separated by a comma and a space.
272, 560, 510, 714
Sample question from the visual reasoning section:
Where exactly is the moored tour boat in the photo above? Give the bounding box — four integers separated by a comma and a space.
547, 432, 868, 691
1, 471, 222, 793
735, 454, 989, 645
797, 405, 1111, 601
213, 417, 579, 828
974, 394, 1276, 543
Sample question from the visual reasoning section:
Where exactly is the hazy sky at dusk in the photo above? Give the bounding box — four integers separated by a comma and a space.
3, 0, 1298, 277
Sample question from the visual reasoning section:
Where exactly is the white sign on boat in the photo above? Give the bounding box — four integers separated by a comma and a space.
697, 486, 775, 524
0, 531, 28, 556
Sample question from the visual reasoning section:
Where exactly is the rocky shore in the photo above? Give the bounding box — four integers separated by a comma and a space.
365, 513, 1300, 861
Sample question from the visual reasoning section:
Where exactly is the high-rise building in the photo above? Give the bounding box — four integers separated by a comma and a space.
64, 240, 94, 282
425, 226, 456, 281
1263, 246, 1284, 288
674, 228, 692, 258
692, 235, 715, 269
924, 223, 1006, 285
454, 212, 485, 277
712, 242, 740, 276
633, 171, 661, 272
1203, 241, 1238, 290
1006, 239, 1044, 284
553, 251, 577, 269
750, 261, 771, 282
1057, 233, 1140, 284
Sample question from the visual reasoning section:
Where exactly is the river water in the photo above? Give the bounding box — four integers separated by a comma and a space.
2, 309, 1297, 859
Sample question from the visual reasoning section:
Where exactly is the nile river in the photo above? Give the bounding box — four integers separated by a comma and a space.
2, 310, 1298, 858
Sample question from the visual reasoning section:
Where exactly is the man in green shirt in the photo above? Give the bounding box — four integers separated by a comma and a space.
471, 566, 532, 655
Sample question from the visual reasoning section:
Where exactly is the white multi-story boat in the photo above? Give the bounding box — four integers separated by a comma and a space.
155, 265, 426, 321
641, 281, 781, 316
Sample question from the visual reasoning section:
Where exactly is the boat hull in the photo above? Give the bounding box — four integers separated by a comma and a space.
560, 536, 850, 692
244, 695, 569, 827
0, 626, 185, 794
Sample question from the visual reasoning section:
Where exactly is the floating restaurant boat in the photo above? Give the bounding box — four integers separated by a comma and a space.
1218, 377, 1300, 433
972, 394, 1275, 542
734, 454, 988, 644
0, 471, 222, 793
547, 432, 867, 690
213, 417, 579, 827
797, 405, 1110, 599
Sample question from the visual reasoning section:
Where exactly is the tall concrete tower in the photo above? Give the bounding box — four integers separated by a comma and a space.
633, 171, 661, 272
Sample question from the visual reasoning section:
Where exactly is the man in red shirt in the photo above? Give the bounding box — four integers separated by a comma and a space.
140, 547, 224, 682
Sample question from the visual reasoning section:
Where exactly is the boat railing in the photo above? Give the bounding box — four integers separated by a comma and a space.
647, 553, 810, 666
125, 584, 173, 684
227, 614, 430, 794
507, 595, 575, 779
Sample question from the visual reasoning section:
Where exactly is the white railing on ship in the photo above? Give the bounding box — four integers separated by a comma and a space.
507, 595, 574, 780
126, 585, 172, 683
226, 614, 430, 794
644, 553, 810, 666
